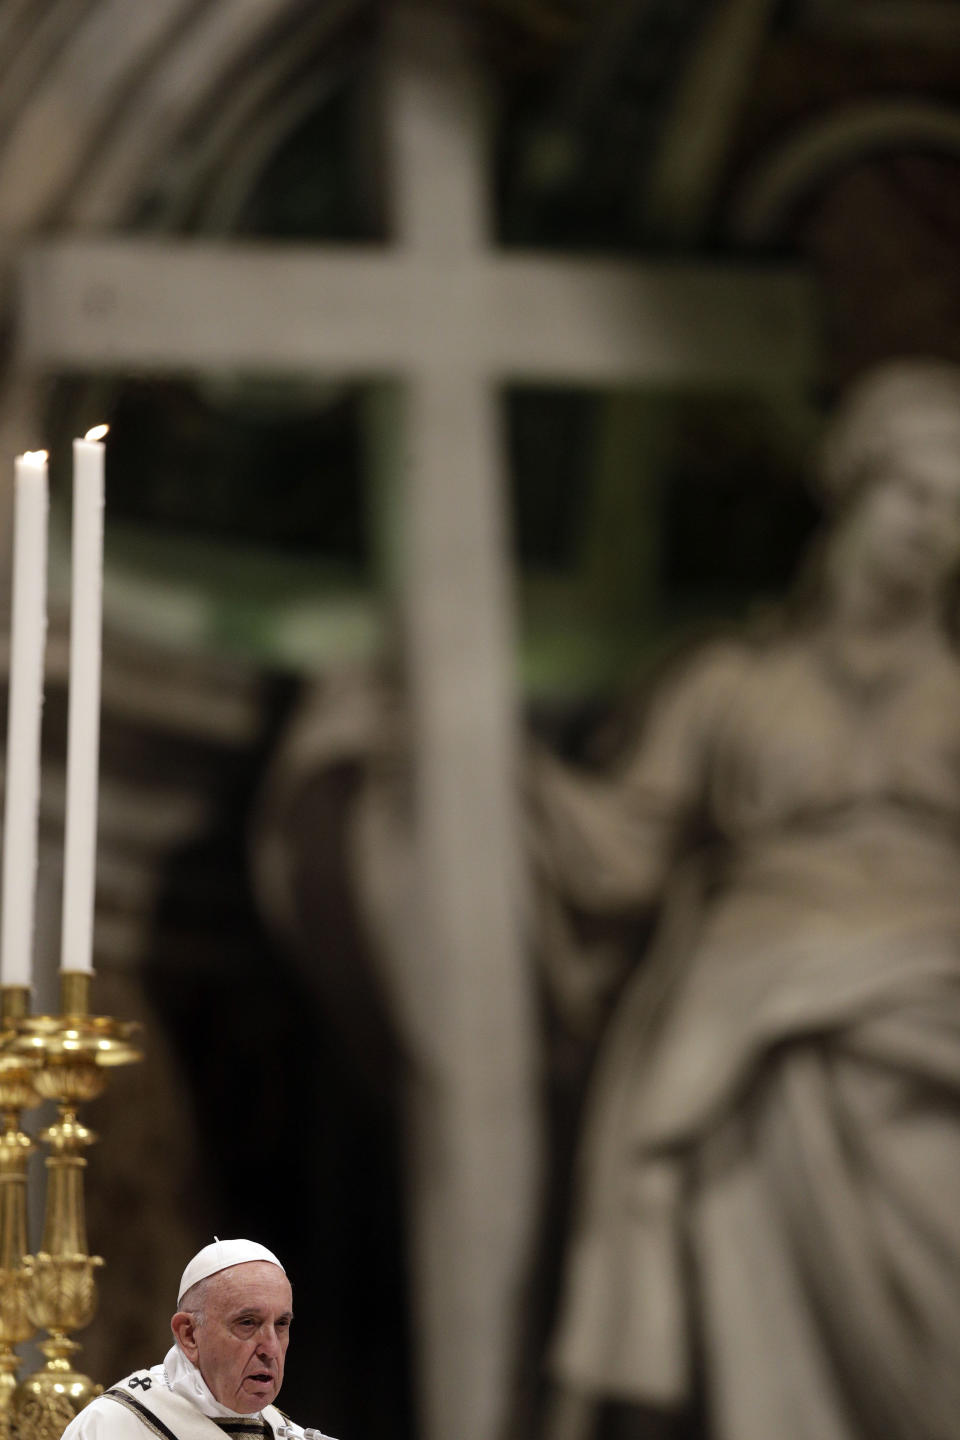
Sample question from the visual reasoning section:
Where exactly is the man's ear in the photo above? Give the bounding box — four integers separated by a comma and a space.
171, 1311, 200, 1365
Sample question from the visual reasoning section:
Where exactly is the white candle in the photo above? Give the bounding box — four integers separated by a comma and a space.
0, 451, 50, 988
60, 426, 107, 976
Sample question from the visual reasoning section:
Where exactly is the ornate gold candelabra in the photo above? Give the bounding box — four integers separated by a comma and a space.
0, 973, 141, 1440
0, 987, 39, 1440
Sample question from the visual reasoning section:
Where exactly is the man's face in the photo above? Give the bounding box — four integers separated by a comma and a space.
175, 1261, 293, 1413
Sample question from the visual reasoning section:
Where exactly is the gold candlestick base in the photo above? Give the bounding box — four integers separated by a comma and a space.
0, 987, 41, 1440
12, 1335, 102, 1440
0, 1257, 34, 1440
0, 1350, 19, 1440
5, 973, 142, 1434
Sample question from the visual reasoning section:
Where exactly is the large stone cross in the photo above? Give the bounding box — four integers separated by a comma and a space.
15, 9, 813, 1440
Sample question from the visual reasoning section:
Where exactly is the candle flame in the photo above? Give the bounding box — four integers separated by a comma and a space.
84, 424, 109, 442
21, 449, 48, 463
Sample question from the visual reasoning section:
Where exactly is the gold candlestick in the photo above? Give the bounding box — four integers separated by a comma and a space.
10, 972, 141, 1440
0, 987, 40, 1440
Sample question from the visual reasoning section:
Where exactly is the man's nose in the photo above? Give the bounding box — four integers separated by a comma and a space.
256, 1326, 282, 1357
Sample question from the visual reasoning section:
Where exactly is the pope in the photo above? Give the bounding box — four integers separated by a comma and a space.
61, 1238, 334, 1440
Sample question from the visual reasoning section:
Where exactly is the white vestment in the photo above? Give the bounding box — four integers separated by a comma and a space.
60, 1344, 313, 1440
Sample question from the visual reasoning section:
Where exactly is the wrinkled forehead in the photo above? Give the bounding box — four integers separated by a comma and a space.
212, 1260, 293, 1312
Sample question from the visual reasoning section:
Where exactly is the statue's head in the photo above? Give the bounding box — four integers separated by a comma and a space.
818, 359, 960, 605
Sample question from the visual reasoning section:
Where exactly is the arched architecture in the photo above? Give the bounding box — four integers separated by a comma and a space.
730, 98, 960, 244
2, 7, 960, 1440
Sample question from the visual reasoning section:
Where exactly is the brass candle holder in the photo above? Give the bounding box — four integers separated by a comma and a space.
2, 973, 141, 1440
0, 987, 40, 1440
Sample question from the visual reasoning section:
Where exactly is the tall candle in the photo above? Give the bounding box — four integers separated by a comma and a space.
60, 426, 107, 976
0, 451, 49, 988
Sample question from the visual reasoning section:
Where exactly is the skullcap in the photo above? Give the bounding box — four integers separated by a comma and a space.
178, 1238, 285, 1305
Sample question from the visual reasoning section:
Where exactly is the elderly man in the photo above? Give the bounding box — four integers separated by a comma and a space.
62, 1238, 332, 1440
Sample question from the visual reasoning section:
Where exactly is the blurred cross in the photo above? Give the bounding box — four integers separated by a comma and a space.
14, 8, 813, 1440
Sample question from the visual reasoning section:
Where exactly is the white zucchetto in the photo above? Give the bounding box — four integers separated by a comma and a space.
177, 1237, 285, 1304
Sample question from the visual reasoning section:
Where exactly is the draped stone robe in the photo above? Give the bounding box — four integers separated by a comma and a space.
534, 629, 960, 1440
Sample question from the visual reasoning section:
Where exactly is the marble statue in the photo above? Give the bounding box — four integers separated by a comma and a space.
531, 359, 960, 1440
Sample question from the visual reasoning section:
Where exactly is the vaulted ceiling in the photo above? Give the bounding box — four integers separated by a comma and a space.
2, 0, 959, 380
